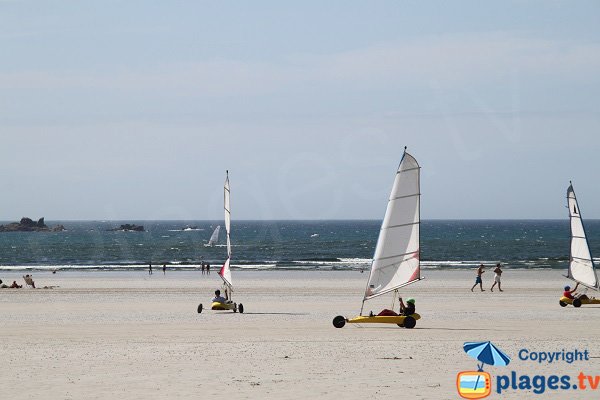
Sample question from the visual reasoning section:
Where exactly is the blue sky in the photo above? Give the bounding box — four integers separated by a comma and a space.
1, 1, 599, 220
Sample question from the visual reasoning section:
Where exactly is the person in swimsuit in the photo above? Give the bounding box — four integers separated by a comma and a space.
471, 264, 485, 292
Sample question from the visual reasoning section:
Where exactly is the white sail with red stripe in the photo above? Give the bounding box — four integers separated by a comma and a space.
219, 171, 233, 291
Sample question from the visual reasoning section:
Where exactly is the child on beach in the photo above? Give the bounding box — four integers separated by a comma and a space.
471, 264, 485, 292
490, 263, 503, 292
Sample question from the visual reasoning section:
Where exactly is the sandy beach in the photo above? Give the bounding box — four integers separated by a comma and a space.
1, 269, 599, 399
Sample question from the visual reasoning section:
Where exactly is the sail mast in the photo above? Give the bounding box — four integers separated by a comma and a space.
360, 147, 421, 314
219, 170, 233, 291
567, 182, 599, 290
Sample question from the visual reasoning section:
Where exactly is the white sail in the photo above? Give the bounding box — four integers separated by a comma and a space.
207, 225, 220, 246
364, 150, 421, 300
219, 171, 233, 289
567, 183, 599, 289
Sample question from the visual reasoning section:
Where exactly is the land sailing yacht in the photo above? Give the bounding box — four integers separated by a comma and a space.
560, 182, 600, 307
198, 171, 244, 314
333, 147, 423, 329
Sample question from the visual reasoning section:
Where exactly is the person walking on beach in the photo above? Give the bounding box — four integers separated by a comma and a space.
206, 263, 211, 275
162, 264, 166, 275
148, 263, 153, 275
490, 263, 503, 292
201, 262, 205, 275
471, 264, 485, 292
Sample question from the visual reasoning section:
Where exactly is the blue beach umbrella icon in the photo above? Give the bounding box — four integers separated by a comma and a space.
463, 341, 511, 371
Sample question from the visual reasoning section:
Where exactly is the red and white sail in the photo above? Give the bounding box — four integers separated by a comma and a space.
219, 171, 233, 290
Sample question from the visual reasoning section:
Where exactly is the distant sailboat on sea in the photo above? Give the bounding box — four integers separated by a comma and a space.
559, 182, 600, 308
205, 225, 221, 247
333, 147, 423, 329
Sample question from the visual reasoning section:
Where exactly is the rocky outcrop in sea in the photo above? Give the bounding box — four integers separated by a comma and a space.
0, 217, 65, 232
108, 224, 145, 232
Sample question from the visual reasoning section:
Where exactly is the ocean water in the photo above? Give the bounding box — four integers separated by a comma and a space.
0, 220, 598, 272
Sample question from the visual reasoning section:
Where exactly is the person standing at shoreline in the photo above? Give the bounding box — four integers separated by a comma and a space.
201, 262, 205, 275
148, 263, 153, 275
490, 263, 503, 292
206, 263, 210, 275
471, 264, 485, 292
162, 264, 166, 275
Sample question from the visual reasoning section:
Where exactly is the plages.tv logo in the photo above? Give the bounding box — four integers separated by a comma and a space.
457, 341, 511, 399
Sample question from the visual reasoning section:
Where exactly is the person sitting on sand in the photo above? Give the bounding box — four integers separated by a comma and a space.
23, 274, 36, 288
212, 289, 228, 304
10, 281, 22, 288
471, 264, 485, 292
563, 283, 589, 301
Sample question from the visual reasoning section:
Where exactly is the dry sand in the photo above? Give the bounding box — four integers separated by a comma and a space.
1, 269, 599, 399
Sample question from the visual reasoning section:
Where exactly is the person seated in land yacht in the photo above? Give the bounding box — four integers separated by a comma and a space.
212, 289, 229, 304
563, 283, 591, 301
374, 298, 416, 317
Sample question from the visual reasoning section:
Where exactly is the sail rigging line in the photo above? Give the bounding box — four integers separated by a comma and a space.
374, 251, 419, 262
382, 221, 419, 230
572, 256, 592, 261
398, 166, 420, 173
364, 278, 424, 301
390, 193, 420, 201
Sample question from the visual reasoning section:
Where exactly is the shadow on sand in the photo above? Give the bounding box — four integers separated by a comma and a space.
213, 312, 309, 316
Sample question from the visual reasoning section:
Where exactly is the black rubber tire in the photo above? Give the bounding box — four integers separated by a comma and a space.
197, 303, 203, 313
573, 298, 582, 308
238, 303, 244, 314
559, 300, 568, 307
402, 316, 416, 329
333, 315, 346, 328
233, 302, 237, 313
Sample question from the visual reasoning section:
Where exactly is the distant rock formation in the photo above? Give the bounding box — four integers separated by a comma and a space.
109, 224, 144, 232
0, 217, 65, 232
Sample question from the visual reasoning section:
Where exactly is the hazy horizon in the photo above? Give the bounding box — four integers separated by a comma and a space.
0, 217, 595, 223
